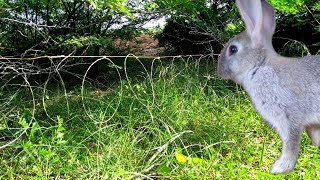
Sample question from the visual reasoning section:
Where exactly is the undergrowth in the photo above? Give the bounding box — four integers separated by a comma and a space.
0, 56, 319, 179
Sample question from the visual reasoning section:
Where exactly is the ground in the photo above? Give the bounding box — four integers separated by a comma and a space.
114, 34, 164, 56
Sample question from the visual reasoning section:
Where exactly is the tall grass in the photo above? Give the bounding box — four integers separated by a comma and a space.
0, 56, 319, 179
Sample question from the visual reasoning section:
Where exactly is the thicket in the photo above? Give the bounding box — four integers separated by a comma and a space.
0, 0, 161, 56
156, 0, 320, 56
0, 0, 319, 57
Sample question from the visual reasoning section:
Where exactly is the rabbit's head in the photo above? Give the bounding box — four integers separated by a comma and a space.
218, 0, 276, 83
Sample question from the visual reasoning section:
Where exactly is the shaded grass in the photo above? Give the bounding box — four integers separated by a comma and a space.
0, 57, 319, 179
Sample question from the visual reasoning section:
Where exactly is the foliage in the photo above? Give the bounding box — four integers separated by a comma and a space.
270, 0, 305, 14
271, 0, 320, 55
156, 0, 320, 55
155, 0, 240, 54
1, 0, 320, 56
0, 0, 158, 56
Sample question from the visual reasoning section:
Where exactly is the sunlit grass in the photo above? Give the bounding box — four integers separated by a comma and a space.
0, 57, 319, 179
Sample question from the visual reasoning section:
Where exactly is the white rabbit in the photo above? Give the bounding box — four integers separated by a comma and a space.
217, 0, 320, 174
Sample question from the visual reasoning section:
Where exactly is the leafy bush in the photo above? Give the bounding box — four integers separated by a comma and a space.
155, 1, 240, 55
156, 0, 320, 56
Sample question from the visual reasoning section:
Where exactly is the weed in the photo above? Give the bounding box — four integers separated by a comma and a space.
0, 56, 319, 179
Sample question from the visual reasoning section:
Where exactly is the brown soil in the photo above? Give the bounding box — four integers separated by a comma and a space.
114, 34, 164, 56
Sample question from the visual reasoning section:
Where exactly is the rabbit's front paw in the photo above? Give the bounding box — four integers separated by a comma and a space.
270, 158, 296, 174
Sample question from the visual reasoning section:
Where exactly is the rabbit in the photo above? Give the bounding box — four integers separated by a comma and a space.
217, 0, 320, 174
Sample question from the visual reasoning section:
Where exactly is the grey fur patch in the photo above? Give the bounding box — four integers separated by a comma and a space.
251, 55, 266, 80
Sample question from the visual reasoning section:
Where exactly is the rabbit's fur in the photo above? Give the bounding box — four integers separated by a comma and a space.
217, 0, 320, 174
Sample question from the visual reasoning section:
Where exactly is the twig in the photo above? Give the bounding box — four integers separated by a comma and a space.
0, 54, 220, 61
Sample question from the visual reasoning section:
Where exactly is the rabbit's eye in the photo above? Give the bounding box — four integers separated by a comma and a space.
229, 45, 238, 55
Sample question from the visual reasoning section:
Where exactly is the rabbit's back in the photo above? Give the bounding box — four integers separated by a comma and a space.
296, 56, 320, 122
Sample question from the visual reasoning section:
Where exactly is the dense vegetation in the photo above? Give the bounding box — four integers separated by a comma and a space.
0, 0, 320, 179
1, 0, 320, 56
157, 0, 320, 55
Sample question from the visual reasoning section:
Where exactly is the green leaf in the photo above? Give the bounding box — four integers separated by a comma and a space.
188, 157, 204, 164
57, 116, 63, 126
87, 0, 98, 9
0, 124, 5, 130
30, 122, 39, 138
0, 2, 8, 8
39, 148, 49, 156
19, 118, 28, 129
57, 132, 64, 139
22, 142, 33, 149
313, 1, 320, 11
270, 0, 305, 14
57, 140, 67, 144
155, 165, 171, 175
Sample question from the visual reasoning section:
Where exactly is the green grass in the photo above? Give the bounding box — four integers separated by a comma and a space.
0, 57, 319, 179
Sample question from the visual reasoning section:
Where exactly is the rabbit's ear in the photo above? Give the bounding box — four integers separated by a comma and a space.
261, 0, 276, 39
236, 0, 275, 48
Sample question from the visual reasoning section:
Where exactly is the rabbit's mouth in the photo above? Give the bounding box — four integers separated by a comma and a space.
217, 62, 232, 80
